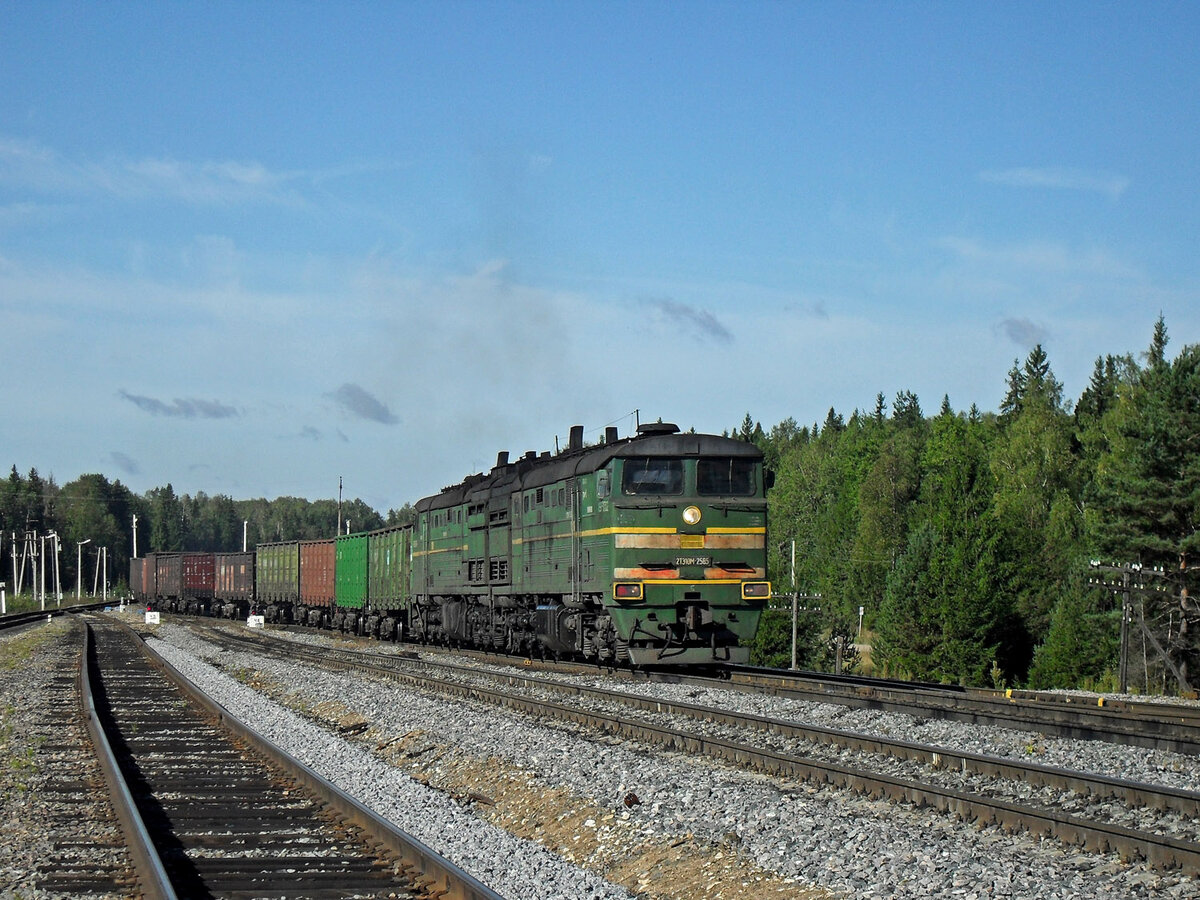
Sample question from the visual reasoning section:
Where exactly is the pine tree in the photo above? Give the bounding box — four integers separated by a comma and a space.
1027, 579, 1119, 689
999, 360, 1025, 420
1089, 320, 1200, 690
872, 392, 887, 424
990, 345, 1079, 653
892, 391, 922, 429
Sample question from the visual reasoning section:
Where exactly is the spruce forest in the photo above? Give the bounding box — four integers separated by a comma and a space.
4, 318, 1197, 695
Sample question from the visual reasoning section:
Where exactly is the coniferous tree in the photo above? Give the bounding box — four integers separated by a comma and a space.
1027, 579, 1119, 689
991, 346, 1080, 657
999, 360, 1025, 421
1089, 322, 1200, 689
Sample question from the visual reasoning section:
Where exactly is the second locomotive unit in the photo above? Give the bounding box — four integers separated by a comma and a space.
135, 422, 771, 666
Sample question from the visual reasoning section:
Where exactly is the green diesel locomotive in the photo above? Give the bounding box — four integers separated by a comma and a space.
410, 423, 769, 665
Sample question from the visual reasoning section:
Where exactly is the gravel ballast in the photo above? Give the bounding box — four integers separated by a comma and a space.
147, 620, 1199, 899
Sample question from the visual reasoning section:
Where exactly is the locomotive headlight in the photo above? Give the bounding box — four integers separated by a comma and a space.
682, 505, 702, 526
741, 582, 771, 600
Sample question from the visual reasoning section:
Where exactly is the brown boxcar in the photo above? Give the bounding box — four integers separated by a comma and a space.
182, 552, 215, 600
299, 539, 336, 608
155, 553, 182, 602
129, 555, 155, 603
215, 552, 255, 602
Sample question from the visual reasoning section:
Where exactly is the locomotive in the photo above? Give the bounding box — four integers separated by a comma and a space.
132, 423, 771, 666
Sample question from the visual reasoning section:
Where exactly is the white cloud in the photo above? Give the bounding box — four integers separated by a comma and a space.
0, 134, 304, 206
936, 236, 1140, 279
980, 166, 1129, 199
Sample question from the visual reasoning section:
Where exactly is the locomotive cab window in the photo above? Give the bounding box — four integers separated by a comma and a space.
622, 457, 684, 495
697, 457, 757, 496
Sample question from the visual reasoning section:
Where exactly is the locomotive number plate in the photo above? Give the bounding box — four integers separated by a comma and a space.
674, 556, 712, 567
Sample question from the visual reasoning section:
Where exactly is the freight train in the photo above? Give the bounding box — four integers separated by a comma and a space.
131, 423, 771, 665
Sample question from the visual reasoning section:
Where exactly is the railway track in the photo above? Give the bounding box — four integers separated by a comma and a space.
195, 623, 1200, 874
720, 664, 1200, 755
263, 622, 1200, 756
81, 617, 503, 899
0, 600, 117, 635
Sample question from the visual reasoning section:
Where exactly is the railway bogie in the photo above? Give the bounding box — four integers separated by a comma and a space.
130, 422, 770, 667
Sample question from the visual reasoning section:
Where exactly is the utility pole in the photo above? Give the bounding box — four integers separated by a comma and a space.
50, 532, 61, 607
132, 513, 138, 558
39, 533, 46, 611
1089, 561, 1187, 693
18, 531, 35, 596
789, 540, 797, 669
77, 539, 92, 599
338, 476, 343, 538
777, 539, 817, 672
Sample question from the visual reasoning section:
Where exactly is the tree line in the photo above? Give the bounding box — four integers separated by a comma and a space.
4, 317, 1195, 693
0, 471, 411, 602
745, 316, 1198, 695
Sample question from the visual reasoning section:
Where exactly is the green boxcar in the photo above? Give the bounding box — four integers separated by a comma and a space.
368, 525, 410, 610
335, 532, 369, 610
256, 541, 299, 607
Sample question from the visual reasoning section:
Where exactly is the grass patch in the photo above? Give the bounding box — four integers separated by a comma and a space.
0, 623, 65, 672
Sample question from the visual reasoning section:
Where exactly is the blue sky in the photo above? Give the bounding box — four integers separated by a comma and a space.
3, 2, 1198, 514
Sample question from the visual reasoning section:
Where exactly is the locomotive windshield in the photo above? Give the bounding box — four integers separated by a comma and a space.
621, 457, 684, 495
696, 457, 758, 496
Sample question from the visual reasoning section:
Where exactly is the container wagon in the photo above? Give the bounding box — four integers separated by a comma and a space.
181, 551, 216, 614
214, 552, 255, 619
333, 533, 368, 632
298, 538, 335, 627
256, 541, 299, 623
154, 553, 183, 610
366, 524, 410, 640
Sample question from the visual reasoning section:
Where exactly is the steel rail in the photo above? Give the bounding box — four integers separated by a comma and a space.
720, 665, 1200, 755
78, 623, 178, 900
0, 600, 120, 633
217, 628, 1200, 816
100, 618, 505, 900
211, 628, 1200, 873
295, 628, 1200, 755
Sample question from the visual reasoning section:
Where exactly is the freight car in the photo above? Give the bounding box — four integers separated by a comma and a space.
214, 552, 255, 619
131, 422, 771, 666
